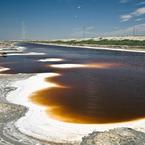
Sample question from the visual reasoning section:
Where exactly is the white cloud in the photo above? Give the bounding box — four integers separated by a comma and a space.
120, 14, 132, 22
135, 18, 144, 22
132, 7, 145, 16
120, 7, 145, 22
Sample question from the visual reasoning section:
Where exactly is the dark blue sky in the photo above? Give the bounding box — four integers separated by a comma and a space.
0, 0, 145, 40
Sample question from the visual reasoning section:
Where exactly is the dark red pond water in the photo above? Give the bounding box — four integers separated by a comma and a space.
1, 43, 145, 124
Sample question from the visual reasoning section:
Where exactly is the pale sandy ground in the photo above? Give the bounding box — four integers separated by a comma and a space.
0, 43, 45, 56
0, 73, 70, 145
0, 74, 44, 145
56, 36, 145, 41
94, 36, 145, 41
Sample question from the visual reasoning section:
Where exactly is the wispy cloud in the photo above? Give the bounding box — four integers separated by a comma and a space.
135, 18, 144, 22
120, 14, 132, 22
77, 6, 81, 9
120, 7, 145, 22
132, 7, 145, 16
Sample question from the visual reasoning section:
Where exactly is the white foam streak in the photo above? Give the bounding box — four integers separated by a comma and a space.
0, 67, 10, 72
7, 52, 45, 56
38, 58, 64, 62
50, 64, 85, 68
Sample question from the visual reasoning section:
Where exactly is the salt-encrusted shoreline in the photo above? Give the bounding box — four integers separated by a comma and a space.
0, 74, 41, 145
0, 74, 69, 145
6, 72, 145, 144
0, 42, 26, 56
32, 42, 145, 53
0, 41, 16, 49
0, 41, 46, 57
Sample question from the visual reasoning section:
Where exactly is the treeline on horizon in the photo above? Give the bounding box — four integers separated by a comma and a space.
36, 39, 145, 47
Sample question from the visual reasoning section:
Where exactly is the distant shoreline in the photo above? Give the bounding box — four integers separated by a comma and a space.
32, 42, 145, 53
1, 40, 145, 54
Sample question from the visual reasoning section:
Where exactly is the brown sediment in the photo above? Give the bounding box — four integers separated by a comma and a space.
30, 62, 145, 124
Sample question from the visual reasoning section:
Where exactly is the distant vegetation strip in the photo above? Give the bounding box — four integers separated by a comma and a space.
33, 39, 145, 47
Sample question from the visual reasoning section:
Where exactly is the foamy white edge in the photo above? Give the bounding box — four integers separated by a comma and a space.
7, 52, 45, 56
38, 58, 64, 62
6, 73, 145, 143
16, 46, 26, 51
50, 64, 85, 68
0, 46, 45, 56
0, 67, 10, 72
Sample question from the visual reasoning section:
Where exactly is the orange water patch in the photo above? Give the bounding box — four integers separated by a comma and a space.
30, 65, 145, 124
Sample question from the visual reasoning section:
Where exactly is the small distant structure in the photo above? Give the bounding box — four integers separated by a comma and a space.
21, 21, 27, 40
82, 26, 86, 39
133, 26, 136, 36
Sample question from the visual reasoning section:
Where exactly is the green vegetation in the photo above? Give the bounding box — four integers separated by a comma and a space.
33, 39, 145, 47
